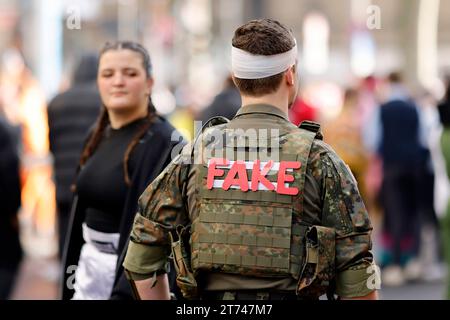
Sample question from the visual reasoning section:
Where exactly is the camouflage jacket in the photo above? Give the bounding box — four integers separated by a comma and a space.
123, 104, 379, 299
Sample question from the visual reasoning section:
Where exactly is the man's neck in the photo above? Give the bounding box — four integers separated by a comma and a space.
241, 92, 289, 117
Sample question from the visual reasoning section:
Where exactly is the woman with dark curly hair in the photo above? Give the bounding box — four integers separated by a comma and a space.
61, 41, 184, 300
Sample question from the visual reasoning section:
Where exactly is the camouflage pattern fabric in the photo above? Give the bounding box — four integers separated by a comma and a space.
123, 104, 377, 299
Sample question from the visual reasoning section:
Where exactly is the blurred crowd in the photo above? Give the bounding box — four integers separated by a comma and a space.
1, 44, 450, 299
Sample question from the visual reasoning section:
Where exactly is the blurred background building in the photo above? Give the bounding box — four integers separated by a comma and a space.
1, 0, 450, 299
1, 0, 449, 110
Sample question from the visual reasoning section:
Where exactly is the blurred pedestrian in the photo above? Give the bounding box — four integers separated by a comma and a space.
323, 88, 369, 200
438, 75, 450, 298
199, 75, 241, 123
47, 54, 101, 261
438, 76, 450, 168
61, 41, 184, 300
357, 75, 378, 125
0, 115, 22, 300
359, 76, 383, 221
0, 48, 54, 237
288, 95, 317, 125
414, 90, 444, 282
369, 72, 427, 285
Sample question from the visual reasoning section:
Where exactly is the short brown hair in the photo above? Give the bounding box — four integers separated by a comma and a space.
387, 71, 403, 84
232, 19, 296, 96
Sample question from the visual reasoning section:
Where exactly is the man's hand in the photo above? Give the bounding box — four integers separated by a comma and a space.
135, 274, 171, 300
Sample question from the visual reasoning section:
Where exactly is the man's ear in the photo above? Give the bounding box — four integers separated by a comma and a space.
285, 66, 295, 86
231, 75, 237, 85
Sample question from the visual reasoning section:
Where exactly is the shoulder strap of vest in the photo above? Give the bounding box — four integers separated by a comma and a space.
298, 120, 323, 140
192, 116, 230, 155
181, 116, 230, 205
203, 116, 230, 129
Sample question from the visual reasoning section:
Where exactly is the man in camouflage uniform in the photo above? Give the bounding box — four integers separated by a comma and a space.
123, 19, 380, 300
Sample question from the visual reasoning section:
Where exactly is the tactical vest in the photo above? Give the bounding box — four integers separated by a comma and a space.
190, 121, 320, 280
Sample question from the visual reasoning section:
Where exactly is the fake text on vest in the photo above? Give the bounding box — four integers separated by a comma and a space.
206, 158, 301, 195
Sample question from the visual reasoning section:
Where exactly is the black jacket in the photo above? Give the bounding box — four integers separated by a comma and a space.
438, 98, 450, 128
379, 99, 427, 166
199, 86, 241, 123
60, 116, 185, 300
0, 117, 22, 269
48, 82, 101, 206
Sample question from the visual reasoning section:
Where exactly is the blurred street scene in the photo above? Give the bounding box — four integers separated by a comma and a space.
1, 0, 450, 300
7, 256, 446, 300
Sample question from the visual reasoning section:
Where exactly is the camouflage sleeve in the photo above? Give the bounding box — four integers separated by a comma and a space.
308, 140, 379, 298
123, 147, 191, 280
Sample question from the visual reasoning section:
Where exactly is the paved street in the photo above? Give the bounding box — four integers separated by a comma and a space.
8, 254, 447, 300
10, 256, 59, 300
380, 281, 446, 300
8, 214, 447, 300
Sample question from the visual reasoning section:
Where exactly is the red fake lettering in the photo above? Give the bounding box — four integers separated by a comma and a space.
251, 160, 275, 191
207, 158, 229, 189
276, 161, 301, 195
222, 161, 248, 191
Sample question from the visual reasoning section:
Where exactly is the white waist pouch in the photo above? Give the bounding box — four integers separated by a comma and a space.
72, 223, 120, 300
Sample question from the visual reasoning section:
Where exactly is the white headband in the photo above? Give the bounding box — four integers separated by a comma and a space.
231, 41, 298, 79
